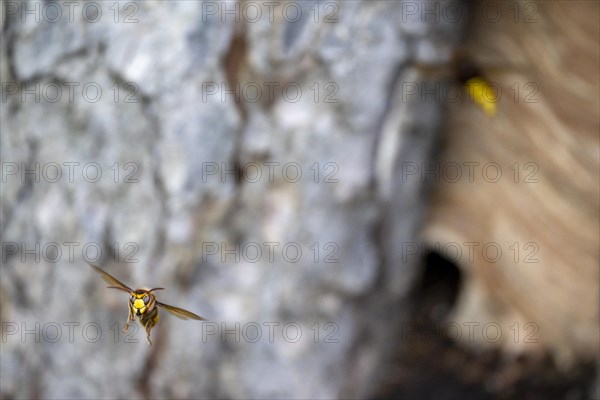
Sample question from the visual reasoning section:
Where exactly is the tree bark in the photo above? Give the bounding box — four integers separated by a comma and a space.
0, 1, 459, 398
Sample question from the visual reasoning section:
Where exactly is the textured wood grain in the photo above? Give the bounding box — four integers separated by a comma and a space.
423, 0, 599, 366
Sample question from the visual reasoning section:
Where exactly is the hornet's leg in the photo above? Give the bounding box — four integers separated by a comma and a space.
123, 305, 134, 333
145, 325, 152, 346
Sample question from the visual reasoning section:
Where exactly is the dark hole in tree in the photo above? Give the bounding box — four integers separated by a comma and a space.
376, 250, 598, 399
413, 250, 462, 325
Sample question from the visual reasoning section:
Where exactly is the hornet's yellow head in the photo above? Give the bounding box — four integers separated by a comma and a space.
129, 289, 158, 316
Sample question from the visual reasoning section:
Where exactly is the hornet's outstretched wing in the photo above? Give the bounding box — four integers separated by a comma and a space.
88, 263, 133, 293
157, 301, 206, 321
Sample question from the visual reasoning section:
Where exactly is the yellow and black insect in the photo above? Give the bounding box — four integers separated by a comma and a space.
452, 50, 498, 117
89, 264, 205, 345
414, 48, 499, 117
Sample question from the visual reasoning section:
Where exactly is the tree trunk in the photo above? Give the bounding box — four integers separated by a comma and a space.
0, 1, 457, 398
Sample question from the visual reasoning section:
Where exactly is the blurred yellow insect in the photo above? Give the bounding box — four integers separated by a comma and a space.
89, 264, 205, 345
452, 51, 498, 117
415, 48, 499, 117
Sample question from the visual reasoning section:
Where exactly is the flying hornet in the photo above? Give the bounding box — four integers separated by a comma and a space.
413, 48, 501, 117
451, 49, 498, 117
89, 264, 205, 345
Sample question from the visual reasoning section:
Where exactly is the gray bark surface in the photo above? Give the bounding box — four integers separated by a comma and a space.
0, 1, 461, 398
